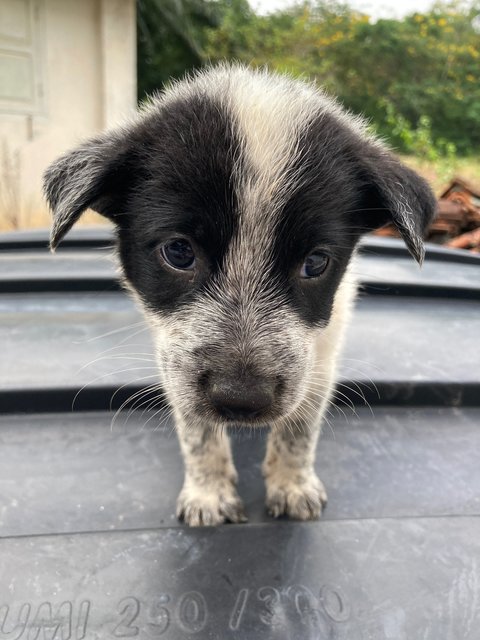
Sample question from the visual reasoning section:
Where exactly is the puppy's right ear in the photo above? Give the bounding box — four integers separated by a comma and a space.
44, 130, 136, 250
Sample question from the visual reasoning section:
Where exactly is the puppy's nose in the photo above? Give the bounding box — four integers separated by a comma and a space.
206, 375, 275, 420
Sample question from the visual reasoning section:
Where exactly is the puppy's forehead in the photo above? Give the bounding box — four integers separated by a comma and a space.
155, 66, 358, 265
142, 69, 363, 251
162, 66, 347, 213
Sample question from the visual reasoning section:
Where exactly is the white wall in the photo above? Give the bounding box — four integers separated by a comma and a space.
0, 0, 137, 227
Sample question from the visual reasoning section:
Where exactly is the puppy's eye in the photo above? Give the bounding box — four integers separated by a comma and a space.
300, 251, 330, 278
160, 239, 195, 271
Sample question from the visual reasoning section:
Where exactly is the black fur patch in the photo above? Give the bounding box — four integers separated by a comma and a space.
268, 107, 436, 326
117, 93, 242, 314
270, 112, 364, 326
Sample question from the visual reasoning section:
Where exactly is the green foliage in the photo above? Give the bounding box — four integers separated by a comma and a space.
137, 0, 221, 97
137, 0, 480, 155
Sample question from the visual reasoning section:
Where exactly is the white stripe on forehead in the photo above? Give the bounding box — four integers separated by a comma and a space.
219, 67, 328, 286
223, 67, 321, 211
221, 69, 317, 292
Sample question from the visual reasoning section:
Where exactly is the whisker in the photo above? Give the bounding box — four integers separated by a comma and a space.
108, 373, 160, 411
71, 367, 159, 410
74, 321, 147, 344
110, 383, 164, 431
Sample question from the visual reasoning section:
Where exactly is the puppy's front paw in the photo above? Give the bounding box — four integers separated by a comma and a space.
265, 471, 327, 521
176, 480, 247, 527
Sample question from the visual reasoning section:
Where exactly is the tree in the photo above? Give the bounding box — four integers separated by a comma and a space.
138, 0, 480, 154
137, 0, 222, 98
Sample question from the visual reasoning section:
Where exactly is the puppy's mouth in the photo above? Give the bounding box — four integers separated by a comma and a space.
211, 407, 275, 428
199, 405, 280, 429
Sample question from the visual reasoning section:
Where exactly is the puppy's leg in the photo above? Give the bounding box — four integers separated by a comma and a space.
263, 278, 354, 520
263, 393, 329, 521
176, 415, 246, 526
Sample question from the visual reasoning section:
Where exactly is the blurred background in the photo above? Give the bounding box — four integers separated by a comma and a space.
1, 0, 479, 248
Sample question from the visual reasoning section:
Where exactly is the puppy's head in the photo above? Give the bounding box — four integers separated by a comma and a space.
44, 65, 436, 427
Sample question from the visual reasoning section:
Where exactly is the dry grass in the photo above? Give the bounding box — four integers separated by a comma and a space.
403, 155, 480, 195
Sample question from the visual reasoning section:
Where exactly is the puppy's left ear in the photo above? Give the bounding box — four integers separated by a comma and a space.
44, 129, 137, 250
354, 147, 437, 264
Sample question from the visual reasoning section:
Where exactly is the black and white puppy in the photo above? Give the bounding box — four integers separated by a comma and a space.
44, 65, 436, 526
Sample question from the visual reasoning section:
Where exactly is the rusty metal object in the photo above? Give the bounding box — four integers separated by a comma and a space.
374, 177, 480, 252
447, 227, 480, 252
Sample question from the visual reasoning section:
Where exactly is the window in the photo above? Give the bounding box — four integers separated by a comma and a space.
0, 0, 43, 114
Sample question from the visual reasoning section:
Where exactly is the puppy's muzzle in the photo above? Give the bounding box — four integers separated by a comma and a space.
201, 371, 277, 421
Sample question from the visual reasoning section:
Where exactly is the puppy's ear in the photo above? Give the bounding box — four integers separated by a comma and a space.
354, 147, 437, 264
44, 130, 136, 250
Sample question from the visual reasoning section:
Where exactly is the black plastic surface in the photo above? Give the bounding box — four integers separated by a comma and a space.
1, 407, 480, 638
1, 407, 480, 537
1, 229, 479, 639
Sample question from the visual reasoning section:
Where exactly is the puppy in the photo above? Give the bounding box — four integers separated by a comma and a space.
44, 65, 436, 526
